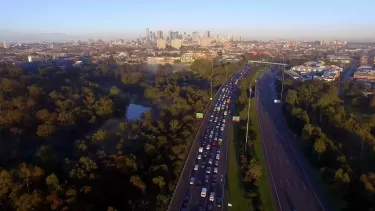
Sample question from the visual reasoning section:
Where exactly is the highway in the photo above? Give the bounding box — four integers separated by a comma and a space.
256, 68, 332, 211
168, 66, 252, 211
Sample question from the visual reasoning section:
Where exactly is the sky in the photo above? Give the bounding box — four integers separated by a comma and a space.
1, 0, 375, 42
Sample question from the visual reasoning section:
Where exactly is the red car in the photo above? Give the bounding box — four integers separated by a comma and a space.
211, 141, 217, 146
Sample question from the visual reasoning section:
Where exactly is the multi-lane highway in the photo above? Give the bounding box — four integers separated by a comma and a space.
168, 65, 252, 211
256, 68, 332, 211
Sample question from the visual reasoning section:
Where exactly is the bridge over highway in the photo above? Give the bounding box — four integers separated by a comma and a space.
248, 60, 288, 66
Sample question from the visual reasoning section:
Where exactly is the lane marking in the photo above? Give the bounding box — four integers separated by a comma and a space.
256, 93, 283, 211
286, 179, 291, 188
294, 182, 299, 189
303, 182, 307, 190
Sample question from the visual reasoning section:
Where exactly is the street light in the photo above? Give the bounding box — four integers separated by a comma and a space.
211, 60, 213, 100
280, 57, 286, 100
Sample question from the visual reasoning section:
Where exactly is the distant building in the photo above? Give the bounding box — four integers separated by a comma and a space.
28, 55, 42, 62
2, 41, 8, 48
171, 31, 179, 39
156, 30, 163, 39
199, 38, 211, 47
171, 39, 182, 49
327, 55, 352, 64
360, 56, 370, 65
205, 31, 210, 38
157, 39, 166, 49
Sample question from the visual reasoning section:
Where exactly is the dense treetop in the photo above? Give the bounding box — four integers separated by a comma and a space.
0, 59, 238, 210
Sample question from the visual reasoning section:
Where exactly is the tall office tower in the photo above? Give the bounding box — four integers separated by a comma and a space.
168, 30, 173, 40
146, 28, 150, 41
205, 31, 210, 38
171, 31, 179, 39
156, 31, 163, 39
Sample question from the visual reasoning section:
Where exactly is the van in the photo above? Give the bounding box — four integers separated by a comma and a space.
201, 188, 207, 198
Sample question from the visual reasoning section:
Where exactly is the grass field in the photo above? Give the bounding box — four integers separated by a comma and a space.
227, 123, 253, 211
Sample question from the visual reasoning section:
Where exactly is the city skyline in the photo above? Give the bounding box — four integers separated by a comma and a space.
1, 0, 374, 42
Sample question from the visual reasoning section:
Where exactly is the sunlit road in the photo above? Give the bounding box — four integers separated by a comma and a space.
168, 66, 252, 211
256, 69, 332, 211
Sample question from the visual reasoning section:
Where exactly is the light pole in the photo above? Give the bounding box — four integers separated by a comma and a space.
210, 60, 213, 100
280, 57, 285, 100
245, 83, 252, 152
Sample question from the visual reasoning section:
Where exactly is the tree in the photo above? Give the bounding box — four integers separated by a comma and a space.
110, 86, 121, 96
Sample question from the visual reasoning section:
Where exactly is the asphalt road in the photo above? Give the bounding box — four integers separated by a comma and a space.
168, 67, 251, 211
256, 69, 332, 211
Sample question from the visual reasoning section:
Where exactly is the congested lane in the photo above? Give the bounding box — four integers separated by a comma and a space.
169, 66, 251, 210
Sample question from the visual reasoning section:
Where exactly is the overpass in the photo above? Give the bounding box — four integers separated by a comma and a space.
248, 60, 288, 66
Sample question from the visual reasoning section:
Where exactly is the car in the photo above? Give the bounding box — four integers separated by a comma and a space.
207, 204, 213, 210
190, 177, 195, 184
198, 147, 203, 153
197, 155, 202, 160
183, 195, 189, 206
206, 167, 211, 174
215, 160, 219, 166
194, 164, 199, 171
211, 141, 216, 146
217, 198, 222, 207
274, 99, 281, 103
217, 149, 221, 154
201, 188, 207, 197
216, 154, 220, 160
221, 127, 224, 131
208, 158, 213, 165
209, 192, 215, 201
214, 167, 218, 173
205, 175, 209, 183
206, 145, 211, 150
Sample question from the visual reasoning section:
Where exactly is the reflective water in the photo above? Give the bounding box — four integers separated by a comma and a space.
126, 104, 151, 120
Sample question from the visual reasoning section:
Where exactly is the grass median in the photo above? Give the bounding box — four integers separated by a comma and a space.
250, 98, 275, 211
228, 122, 254, 211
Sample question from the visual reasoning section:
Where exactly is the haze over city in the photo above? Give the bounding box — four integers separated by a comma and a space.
1, 0, 374, 42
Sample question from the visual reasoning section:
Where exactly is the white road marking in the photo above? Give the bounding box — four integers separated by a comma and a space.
294, 182, 299, 189
303, 182, 307, 190
286, 179, 291, 188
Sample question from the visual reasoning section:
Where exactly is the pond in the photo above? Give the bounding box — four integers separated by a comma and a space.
126, 104, 151, 120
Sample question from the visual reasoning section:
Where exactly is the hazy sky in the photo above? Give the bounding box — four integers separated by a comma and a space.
1, 0, 374, 42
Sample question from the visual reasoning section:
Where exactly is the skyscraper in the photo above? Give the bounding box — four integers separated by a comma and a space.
205, 31, 210, 38
146, 28, 150, 41
156, 31, 163, 39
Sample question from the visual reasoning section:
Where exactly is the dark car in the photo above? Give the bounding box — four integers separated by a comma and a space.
217, 197, 222, 207
207, 204, 213, 210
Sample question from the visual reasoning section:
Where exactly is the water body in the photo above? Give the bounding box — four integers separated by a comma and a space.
126, 104, 151, 120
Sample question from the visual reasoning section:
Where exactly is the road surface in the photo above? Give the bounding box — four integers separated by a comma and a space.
168, 66, 251, 211
256, 69, 332, 211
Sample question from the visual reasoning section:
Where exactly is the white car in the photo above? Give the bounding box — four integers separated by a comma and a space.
190, 177, 195, 185
199, 147, 203, 153
206, 145, 211, 150
209, 192, 215, 201
206, 167, 211, 174
201, 188, 207, 197
194, 164, 199, 171
216, 154, 220, 160
214, 167, 218, 173
197, 155, 202, 160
